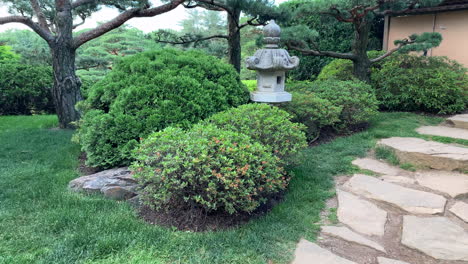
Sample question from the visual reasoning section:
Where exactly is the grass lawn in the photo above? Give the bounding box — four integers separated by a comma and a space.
0, 112, 444, 264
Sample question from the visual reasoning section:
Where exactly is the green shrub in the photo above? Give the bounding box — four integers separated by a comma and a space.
278, 91, 342, 140
312, 80, 379, 131
0, 63, 54, 115
76, 49, 249, 168
372, 55, 467, 114
132, 124, 288, 214
317, 50, 385, 81
241, 80, 257, 92
205, 104, 307, 162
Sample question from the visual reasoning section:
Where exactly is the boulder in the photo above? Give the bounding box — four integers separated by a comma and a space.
69, 167, 138, 200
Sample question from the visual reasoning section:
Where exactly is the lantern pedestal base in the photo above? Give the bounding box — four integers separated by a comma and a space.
250, 91, 292, 103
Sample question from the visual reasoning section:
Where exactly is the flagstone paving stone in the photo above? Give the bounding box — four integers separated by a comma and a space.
378, 137, 468, 171
344, 174, 447, 214
449, 201, 468, 222
336, 189, 387, 237
352, 158, 408, 176
292, 239, 357, 264
416, 125, 468, 140
448, 114, 468, 129
321, 226, 386, 252
377, 257, 410, 264
401, 215, 468, 261
415, 170, 468, 198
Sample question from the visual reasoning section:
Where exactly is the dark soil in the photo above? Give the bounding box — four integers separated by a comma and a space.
138, 194, 284, 232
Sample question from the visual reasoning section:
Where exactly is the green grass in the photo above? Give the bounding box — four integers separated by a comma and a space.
0, 112, 442, 264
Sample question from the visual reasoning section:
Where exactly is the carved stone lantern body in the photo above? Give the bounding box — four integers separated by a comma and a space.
246, 20, 300, 103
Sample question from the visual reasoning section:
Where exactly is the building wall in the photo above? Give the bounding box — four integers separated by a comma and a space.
385, 9, 468, 66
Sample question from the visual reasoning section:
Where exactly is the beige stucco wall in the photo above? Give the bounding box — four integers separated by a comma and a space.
385, 9, 468, 66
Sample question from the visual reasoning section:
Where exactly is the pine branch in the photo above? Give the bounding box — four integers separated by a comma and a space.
0, 16, 54, 43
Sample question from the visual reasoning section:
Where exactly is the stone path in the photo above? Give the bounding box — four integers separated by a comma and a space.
293, 114, 468, 264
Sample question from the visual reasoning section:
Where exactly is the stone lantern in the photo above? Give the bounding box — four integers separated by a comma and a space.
246, 20, 300, 103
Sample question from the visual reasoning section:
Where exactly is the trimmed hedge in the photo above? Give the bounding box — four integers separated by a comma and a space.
0, 63, 54, 115
132, 124, 288, 214
76, 49, 249, 168
372, 55, 467, 114
205, 104, 307, 163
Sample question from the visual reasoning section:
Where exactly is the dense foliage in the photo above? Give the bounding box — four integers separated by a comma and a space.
0, 63, 54, 115
132, 124, 288, 214
76, 49, 249, 168
279, 0, 383, 81
373, 55, 468, 114
313, 80, 379, 130
317, 50, 385, 81
278, 90, 342, 140
0, 45, 20, 63
285, 80, 379, 133
205, 104, 307, 163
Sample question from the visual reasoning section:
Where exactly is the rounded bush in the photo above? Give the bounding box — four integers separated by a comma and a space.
372, 55, 467, 114
278, 91, 342, 140
0, 63, 54, 115
312, 80, 379, 131
76, 49, 249, 168
132, 124, 288, 214
317, 50, 385, 81
204, 104, 307, 162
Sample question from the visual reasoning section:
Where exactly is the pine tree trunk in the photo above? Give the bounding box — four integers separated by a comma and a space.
352, 19, 372, 82
227, 9, 241, 73
51, 0, 83, 129
50, 44, 82, 129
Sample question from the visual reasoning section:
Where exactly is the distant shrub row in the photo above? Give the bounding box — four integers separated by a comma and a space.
317, 53, 467, 114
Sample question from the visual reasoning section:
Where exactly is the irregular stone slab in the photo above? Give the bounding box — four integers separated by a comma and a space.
401, 216, 468, 261
69, 168, 137, 200
378, 137, 468, 171
377, 257, 410, 264
415, 170, 468, 198
448, 114, 468, 129
352, 158, 408, 176
293, 239, 357, 264
337, 190, 387, 237
321, 226, 386, 252
417, 126, 468, 140
344, 174, 446, 214
380, 175, 416, 185
450, 201, 468, 222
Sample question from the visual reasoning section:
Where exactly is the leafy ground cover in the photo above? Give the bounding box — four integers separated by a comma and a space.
0, 112, 443, 264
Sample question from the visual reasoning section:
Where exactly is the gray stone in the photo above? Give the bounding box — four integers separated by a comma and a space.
416, 126, 468, 140
448, 114, 468, 129
344, 174, 446, 214
378, 137, 468, 171
450, 201, 468, 222
102, 186, 136, 200
379, 175, 416, 185
337, 190, 387, 237
415, 170, 468, 198
401, 216, 468, 261
321, 226, 386, 252
352, 158, 408, 176
377, 257, 410, 264
69, 167, 138, 200
293, 239, 357, 264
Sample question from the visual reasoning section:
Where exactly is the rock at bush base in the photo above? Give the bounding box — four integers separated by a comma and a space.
69, 168, 137, 200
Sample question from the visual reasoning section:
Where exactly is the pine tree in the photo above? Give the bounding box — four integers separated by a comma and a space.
0, 0, 183, 128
